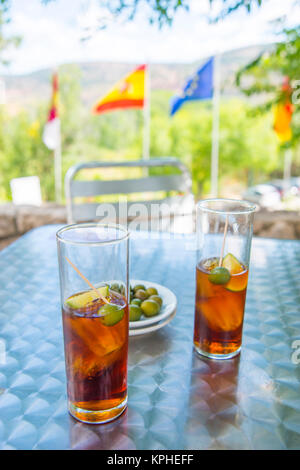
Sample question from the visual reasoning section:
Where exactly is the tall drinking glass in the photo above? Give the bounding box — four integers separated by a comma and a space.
56, 223, 129, 424
194, 199, 255, 360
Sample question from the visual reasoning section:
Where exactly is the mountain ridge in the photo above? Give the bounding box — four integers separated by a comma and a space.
3, 43, 271, 110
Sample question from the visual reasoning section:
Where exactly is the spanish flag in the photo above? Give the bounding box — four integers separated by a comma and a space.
273, 79, 293, 143
93, 64, 145, 114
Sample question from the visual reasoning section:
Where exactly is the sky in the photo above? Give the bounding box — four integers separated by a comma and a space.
2, 0, 300, 75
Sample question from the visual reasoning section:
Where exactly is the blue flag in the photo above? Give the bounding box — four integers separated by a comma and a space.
170, 57, 214, 116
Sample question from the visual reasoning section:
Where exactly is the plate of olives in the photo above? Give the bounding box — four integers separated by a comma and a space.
128, 280, 177, 333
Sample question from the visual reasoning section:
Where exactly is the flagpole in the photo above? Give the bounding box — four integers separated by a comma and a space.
211, 54, 221, 197
143, 63, 151, 160
283, 148, 292, 182
54, 120, 62, 203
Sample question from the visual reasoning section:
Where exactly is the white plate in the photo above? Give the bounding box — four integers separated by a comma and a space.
129, 280, 177, 329
129, 311, 176, 336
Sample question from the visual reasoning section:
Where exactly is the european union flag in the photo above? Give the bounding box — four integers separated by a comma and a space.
170, 57, 214, 116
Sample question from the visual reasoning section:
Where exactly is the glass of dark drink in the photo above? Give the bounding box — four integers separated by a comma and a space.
194, 199, 255, 360
56, 223, 129, 423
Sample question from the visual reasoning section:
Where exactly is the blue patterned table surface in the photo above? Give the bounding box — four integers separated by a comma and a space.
0, 225, 299, 450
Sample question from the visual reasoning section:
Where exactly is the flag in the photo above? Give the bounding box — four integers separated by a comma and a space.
273, 102, 293, 143
273, 78, 293, 143
92, 64, 146, 114
170, 58, 214, 116
43, 73, 60, 150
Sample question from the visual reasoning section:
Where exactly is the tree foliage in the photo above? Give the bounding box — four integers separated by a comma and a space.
236, 24, 300, 146
209, 0, 264, 21
99, 0, 188, 27
98, 0, 266, 26
41, 0, 266, 27
99, 0, 266, 25
0, 0, 21, 64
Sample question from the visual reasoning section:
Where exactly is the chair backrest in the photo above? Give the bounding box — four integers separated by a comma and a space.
65, 157, 193, 224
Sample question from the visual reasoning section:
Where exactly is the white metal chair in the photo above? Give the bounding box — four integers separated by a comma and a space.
65, 158, 194, 231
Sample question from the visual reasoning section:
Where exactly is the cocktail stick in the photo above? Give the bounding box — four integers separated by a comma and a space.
65, 257, 109, 303
219, 215, 229, 267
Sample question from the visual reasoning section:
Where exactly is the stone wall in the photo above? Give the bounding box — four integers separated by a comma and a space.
253, 210, 300, 240
0, 203, 67, 250
0, 203, 299, 250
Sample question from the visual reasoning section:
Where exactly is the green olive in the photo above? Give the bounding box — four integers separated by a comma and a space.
208, 267, 231, 285
110, 283, 120, 293
98, 303, 125, 326
129, 305, 142, 322
134, 289, 148, 301
141, 299, 160, 317
145, 287, 158, 297
149, 295, 163, 307
131, 298, 142, 306
133, 284, 146, 293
